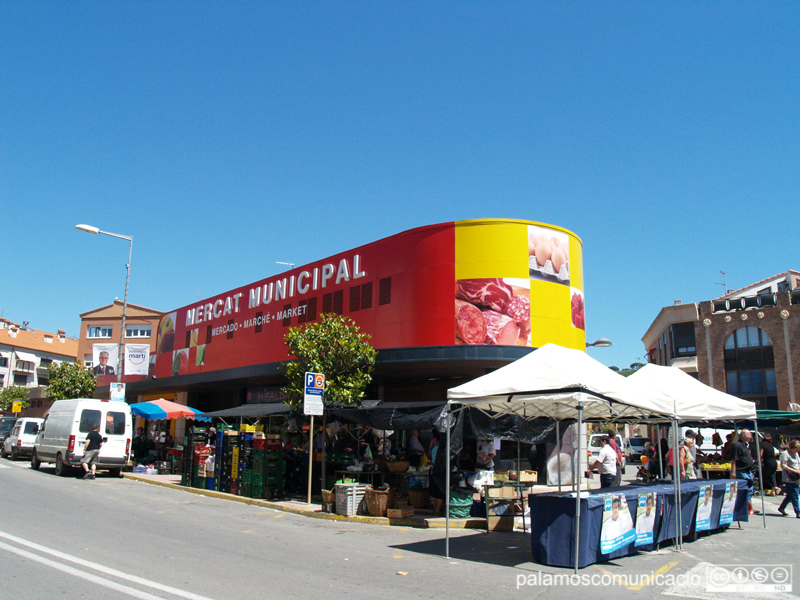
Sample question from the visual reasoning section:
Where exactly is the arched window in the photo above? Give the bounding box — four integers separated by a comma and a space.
724, 326, 777, 409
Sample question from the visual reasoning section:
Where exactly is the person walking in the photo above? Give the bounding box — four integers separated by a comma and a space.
680, 436, 696, 480
761, 435, 780, 497
81, 424, 103, 480
607, 429, 624, 486
778, 440, 800, 518
730, 429, 758, 515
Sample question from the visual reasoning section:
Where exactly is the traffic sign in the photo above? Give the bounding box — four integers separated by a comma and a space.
12, 401, 22, 413
303, 371, 324, 416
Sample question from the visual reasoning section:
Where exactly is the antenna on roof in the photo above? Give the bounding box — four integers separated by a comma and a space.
716, 270, 731, 294
276, 261, 295, 270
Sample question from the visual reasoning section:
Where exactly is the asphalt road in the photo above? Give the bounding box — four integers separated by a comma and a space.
1, 458, 798, 600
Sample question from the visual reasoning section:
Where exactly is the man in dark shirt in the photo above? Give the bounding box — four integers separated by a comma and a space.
730, 429, 757, 515
81, 424, 104, 480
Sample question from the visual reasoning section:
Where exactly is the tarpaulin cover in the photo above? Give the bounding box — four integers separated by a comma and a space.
202, 403, 292, 419
327, 402, 448, 431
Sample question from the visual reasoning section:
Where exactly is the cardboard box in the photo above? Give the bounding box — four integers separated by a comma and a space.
511, 470, 538, 483
487, 515, 514, 531
486, 485, 516, 499
387, 507, 414, 519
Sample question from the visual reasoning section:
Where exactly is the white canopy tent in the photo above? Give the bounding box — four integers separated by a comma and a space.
444, 345, 763, 570
628, 363, 764, 533
445, 344, 676, 571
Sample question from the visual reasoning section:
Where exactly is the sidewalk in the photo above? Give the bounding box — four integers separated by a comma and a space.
123, 471, 488, 529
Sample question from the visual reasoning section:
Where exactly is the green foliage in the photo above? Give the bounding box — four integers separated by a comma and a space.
47, 361, 97, 400
0, 385, 31, 413
609, 362, 645, 377
280, 313, 377, 409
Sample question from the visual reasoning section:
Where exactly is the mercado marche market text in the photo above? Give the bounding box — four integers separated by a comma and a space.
185, 255, 367, 329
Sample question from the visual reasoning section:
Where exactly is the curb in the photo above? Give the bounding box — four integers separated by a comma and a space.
122, 473, 482, 529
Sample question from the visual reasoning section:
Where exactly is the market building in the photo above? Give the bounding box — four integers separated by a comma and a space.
121, 219, 587, 411
642, 270, 800, 411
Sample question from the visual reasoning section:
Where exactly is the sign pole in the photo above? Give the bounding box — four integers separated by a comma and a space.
307, 414, 314, 505
303, 371, 325, 506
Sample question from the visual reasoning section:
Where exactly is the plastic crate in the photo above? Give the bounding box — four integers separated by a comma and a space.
335, 483, 369, 516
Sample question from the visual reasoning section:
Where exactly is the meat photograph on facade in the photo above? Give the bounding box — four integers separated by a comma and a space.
455, 278, 531, 346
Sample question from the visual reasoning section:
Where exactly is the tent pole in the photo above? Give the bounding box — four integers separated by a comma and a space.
556, 421, 562, 493
753, 420, 766, 528
672, 419, 681, 550
573, 397, 584, 574
445, 403, 451, 558
658, 426, 664, 480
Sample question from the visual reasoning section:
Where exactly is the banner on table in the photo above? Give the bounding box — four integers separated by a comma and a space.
719, 482, 737, 525
600, 494, 635, 554
695, 484, 714, 531
634, 492, 656, 546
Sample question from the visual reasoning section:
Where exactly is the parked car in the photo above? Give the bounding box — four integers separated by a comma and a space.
2, 417, 44, 460
587, 433, 626, 473
31, 398, 132, 477
626, 436, 649, 463
0, 416, 18, 446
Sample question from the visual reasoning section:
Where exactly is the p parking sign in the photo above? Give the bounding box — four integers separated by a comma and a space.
303, 372, 324, 416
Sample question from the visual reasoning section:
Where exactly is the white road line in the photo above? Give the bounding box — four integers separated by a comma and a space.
0, 530, 218, 600
0, 540, 168, 600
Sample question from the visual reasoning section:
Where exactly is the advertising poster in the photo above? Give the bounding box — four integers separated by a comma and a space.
125, 344, 150, 376
455, 277, 531, 347
634, 493, 657, 546
600, 494, 635, 554
696, 484, 714, 531
110, 382, 126, 402
92, 343, 118, 376
719, 482, 737, 525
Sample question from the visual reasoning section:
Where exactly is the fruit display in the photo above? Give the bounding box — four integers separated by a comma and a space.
172, 349, 189, 376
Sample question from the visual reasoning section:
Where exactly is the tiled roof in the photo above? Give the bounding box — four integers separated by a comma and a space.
713, 269, 799, 300
0, 326, 78, 359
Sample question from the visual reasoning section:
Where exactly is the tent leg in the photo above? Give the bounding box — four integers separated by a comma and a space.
445, 403, 451, 559
574, 399, 584, 574
753, 420, 767, 528
672, 420, 682, 551
556, 421, 562, 493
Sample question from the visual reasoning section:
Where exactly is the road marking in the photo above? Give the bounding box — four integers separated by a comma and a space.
593, 561, 678, 591
0, 530, 217, 600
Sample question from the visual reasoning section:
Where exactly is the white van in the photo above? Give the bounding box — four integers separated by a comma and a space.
32, 399, 132, 477
2, 417, 44, 460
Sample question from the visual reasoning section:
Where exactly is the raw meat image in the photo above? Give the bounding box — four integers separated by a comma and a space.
571, 289, 585, 330
455, 278, 530, 346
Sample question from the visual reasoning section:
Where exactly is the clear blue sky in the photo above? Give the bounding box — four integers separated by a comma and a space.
2, 2, 798, 369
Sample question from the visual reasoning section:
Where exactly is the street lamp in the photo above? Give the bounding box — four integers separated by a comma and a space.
76, 224, 133, 383
586, 337, 612, 348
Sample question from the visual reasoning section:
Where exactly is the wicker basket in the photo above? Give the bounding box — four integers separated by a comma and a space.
408, 489, 430, 509
321, 489, 336, 504
365, 487, 393, 517
384, 461, 410, 473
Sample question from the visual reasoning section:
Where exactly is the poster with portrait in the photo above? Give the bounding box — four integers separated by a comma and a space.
634, 492, 657, 546
92, 343, 118, 376
719, 482, 737, 525
695, 484, 714, 531
110, 382, 126, 402
546, 424, 577, 486
600, 494, 635, 554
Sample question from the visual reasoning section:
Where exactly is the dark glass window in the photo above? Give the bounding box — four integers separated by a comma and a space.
106, 412, 126, 435
80, 410, 101, 433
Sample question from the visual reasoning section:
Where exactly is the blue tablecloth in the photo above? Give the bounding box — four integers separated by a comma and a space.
529, 479, 749, 568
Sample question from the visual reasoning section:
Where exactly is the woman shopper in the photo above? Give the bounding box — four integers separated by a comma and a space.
760, 435, 780, 497
679, 437, 696, 480
778, 440, 800, 518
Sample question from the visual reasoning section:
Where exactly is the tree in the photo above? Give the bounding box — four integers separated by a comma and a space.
280, 313, 377, 409
0, 385, 31, 413
609, 362, 645, 378
47, 361, 97, 400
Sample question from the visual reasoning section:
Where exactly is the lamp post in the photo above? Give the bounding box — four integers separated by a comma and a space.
76, 224, 132, 383
586, 337, 612, 348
